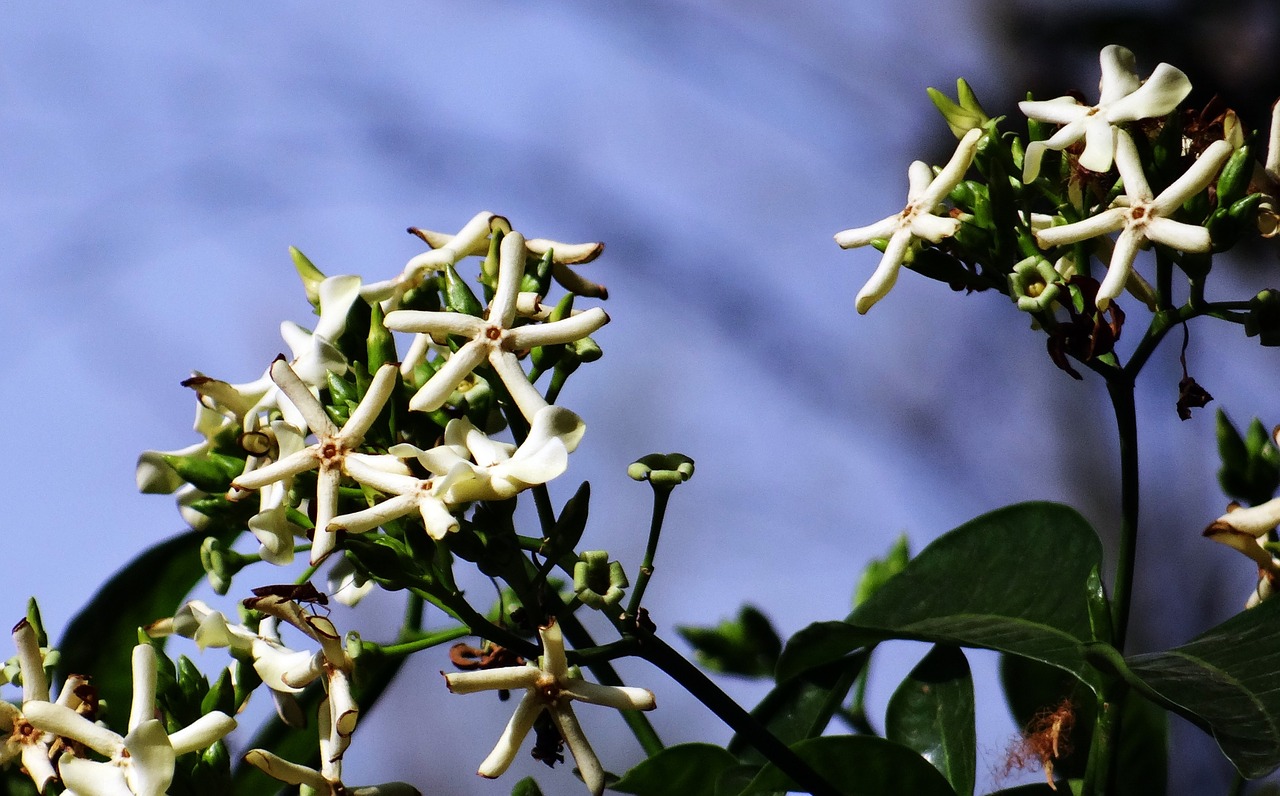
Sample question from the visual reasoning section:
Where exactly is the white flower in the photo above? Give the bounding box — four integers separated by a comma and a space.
1, 619, 74, 794
231, 359, 399, 564
385, 231, 609, 423
443, 619, 656, 796
23, 645, 235, 796
361, 211, 497, 308
244, 700, 421, 796
835, 128, 982, 314
246, 594, 358, 762
1034, 131, 1232, 309
1020, 45, 1192, 182
330, 454, 460, 541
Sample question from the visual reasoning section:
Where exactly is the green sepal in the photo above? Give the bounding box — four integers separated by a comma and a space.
628, 453, 695, 487
1209, 193, 1265, 251
161, 452, 245, 493
1084, 565, 1113, 645
327, 369, 359, 407
25, 598, 49, 648
289, 246, 326, 307
927, 78, 990, 139
677, 605, 782, 678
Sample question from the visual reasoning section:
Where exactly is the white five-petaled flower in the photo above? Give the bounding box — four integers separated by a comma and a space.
835, 128, 982, 314
1034, 130, 1233, 309
385, 231, 609, 423
1020, 45, 1192, 182
231, 358, 399, 564
245, 594, 359, 762
1, 619, 76, 794
23, 644, 235, 796
443, 619, 656, 796
245, 700, 422, 796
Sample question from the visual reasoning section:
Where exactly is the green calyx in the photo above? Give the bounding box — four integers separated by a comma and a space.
628, 453, 696, 488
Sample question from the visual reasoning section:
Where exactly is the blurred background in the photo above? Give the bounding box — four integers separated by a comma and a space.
3, 1, 1280, 793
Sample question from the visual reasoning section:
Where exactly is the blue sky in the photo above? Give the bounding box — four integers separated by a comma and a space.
3, 3, 1270, 792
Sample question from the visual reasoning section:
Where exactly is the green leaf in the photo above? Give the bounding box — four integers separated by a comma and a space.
1126, 594, 1280, 778
778, 503, 1104, 686
999, 655, 1093, 781
886, 645, 976, 796
677, 605, 781, 678
57, 526, 235, 733
511, 776, 545, 796
740, 736, 957, 796
611, 743, 739, 796
728, 651, 868, 764
854, 534, 910, 607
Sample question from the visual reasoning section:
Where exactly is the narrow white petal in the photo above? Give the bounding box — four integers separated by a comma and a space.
384, 310, 486, 338
538, 620, 568, 677
905, 161, 935, 201
1153, 139, 1233, 211
1078, 115, 1118, 173
129, 645, 158, 733
1145, 217, 1211, 253
527, 405, 586, 455
233, 448, 320, 492
561, 680, 657, 711
407, 340, 488, 412
244, 749, 328, 788
505, 307, 610, 349
314, 275, 364, 342
270, 358, 338, 438
854, 228, 912, 314
13, 620, 49, 704
1213, 497, 1280, 536
918, 128, 982, 206
443, 666, 541, 695
1106, 62, 1192, 122
834, 215, 900, 249
1034, 209, 1127, 248
59, 755, 133, 796
1019, 96, 1088, 125
338, 363, 399, 444
489, 350, 550, 423
23, 702, 123, 758
1266, 98, 1280, 183
492, 231, 527, 328
1097, 45, 1141, 105
477, 694, 542, 779
551, 704, 605, 796
525, 237, 604, 264
331, 494, 418, 534
1098, 227, 1143, 308
420, 497, 461, 540
169, 712, 236, 756
909, 213, 961, 244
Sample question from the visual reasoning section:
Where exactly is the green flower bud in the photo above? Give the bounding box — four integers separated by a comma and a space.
161, 452, 245, 493
1217, 144, 1254, 207
628, 453, 695, 488
1008, 256, 1061, 313
367, 301, 398, 372
289, 246, 326, 307
444, 264, 484, 316
201, 668, 236, 716
927, 78, 991, 139
200, 536, 248, 595
1246, 289, 1280, 346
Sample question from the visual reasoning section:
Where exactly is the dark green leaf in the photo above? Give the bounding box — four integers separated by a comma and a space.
611, 743, 738, 796
728, 650, 868, 764
886, 645, 976, 796
714, 765, 761, 796
741, 736, 957, 796
985, 786, 1061, 795
58, 526, 235, 734
999, 655, 1093, 781
1126, 594, 1280, 778
778, 503, 1104, 686
677, 605, 781, 678
1, 769, 40, 796
1115, 690, 1167, 795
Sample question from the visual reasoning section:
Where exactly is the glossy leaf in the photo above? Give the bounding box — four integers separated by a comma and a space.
1126, 594, 1280, 778
511, 776, 545, 796
728, 650, 869, 765
778, 503, 1104, 686
886, 645, 976, 796
611, 743, 739, 796
57, 526, 235, 734
741, 736, 957, 796
854, 533, 910, 607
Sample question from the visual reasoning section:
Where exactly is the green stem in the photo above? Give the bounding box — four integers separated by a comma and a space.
638, 633, 842, 796
625, 487, 673, 619
376, 625, 471, 657
1107, 376, 1140, 650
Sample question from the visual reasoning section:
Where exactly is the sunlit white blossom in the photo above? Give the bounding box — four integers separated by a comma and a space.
444, 619, 655, 796
1034, 130, 1232, 309
835, 128, 982, 314
1020, 45, 1191, 182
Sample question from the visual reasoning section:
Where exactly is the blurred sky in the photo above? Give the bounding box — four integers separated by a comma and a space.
3, 2, 1278, 793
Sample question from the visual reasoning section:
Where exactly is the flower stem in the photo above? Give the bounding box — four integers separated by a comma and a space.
625, 487, 673, 620
1107, 375, 1140, 649
638, 633, 842, 796
377, 625, 472, 657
